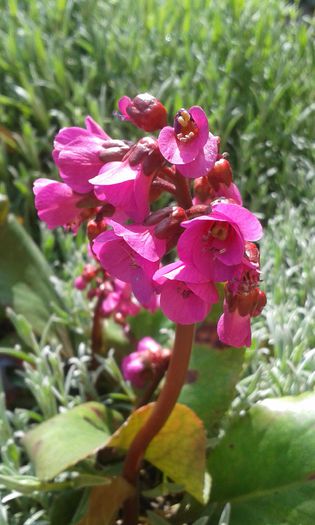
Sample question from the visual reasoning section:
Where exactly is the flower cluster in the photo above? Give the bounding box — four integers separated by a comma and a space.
122, 336, 171, 388
34, 93, 266, 347
74, 261, 141, 325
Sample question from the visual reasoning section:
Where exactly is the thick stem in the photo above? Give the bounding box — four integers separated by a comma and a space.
174, 170, 193, 209
91, 295, 104, 354
122, 324, 195, 523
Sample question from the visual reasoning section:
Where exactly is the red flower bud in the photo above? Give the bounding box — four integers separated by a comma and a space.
82, 264, 97, 282
122, 93, 168, 132
208, 158, 233, 187
193, 177, 213, 202
251, 289, 267, 317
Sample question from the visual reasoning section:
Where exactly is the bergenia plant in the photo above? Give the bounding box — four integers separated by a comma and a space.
33, 93, 266, 524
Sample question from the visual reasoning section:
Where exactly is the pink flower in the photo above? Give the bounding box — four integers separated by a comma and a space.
90, 137, 163, 223
158, 106, 218, 178
177, 202, 262, 282
121, 337, 170, 388
93, 220, 165, 309
33, 178, 84, 230
153, 261, 218, 324
89, 160, 151, 223
53, 116, 130, 194
118, 93, 167, 132
101, 280, 141, 318
217, 243, 267, 347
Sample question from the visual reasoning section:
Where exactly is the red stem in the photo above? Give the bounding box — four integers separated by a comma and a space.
174, 170, 193, 209
122, 324, 195, 524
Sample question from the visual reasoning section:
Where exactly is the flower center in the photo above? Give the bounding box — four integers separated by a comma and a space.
210, 221, 230, 240
174, 109, 198, 143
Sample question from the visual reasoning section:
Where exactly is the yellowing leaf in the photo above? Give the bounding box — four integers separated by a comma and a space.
108, 403, 209, 503
77, 477, 134, 525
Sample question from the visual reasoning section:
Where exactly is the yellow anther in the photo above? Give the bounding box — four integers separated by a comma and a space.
181, 110, 191, 122
177, 116, 187, 127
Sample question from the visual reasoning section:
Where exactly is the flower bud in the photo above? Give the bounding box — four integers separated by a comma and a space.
193, 177, 213, 202
208, 158, 233, 187
82, 264, 97, 282
121, 337, 170, 388
87, 217, 108, 241
98, 139, 132, 163
119, 93, 168, 132
74, 276, 87, 290
154, 207, 186, 239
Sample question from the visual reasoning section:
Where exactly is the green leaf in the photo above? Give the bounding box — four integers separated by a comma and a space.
0, 215, 72, 353
108, 403, 209, 504
23, 402, 110, 480
179, 344, 244, 436
207, 393, 315, 524
226, 482, 315, 525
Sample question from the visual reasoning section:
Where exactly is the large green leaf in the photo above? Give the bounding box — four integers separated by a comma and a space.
179, 344, 244, 436
0, 214, 71, 351
207, 393, 315, 524
226, 482, 315, 525
107, 403, 209, 504
24, 402, 110, 480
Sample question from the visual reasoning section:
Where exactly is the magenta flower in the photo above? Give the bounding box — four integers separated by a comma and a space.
122, 337, 170, 388
177, 202, 262, 282
217, 253, 266, 347
158, 106, 218, 178
33, 178, 85, 231
93, 220, 165, 309
153, 261, 218, 324
53, 116, 130, 194
89, 160, 151, 224
53, 116, 109, 194
101, 279, 140, 318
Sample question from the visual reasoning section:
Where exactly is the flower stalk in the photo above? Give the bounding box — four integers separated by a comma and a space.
122, 323, 195, 524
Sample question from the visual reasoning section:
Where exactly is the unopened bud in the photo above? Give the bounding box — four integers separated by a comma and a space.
251, 289, 267, 317
193, 177, 212, 202
154, 207, 186, 239
119, 93, 168, 132
87, 217, 108, 241
144, 207, 173, 226
74, 276, 87, 290
82, 264, 97, 282
208, 158, 233, 187
186, 204, 212, 218
99, 139, 132, 163
245, 242, 260, 267
126, 137, 163, 176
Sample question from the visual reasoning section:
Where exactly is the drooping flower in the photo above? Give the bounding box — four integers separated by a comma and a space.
158, 106, 218, 178
118, 93, 167, 132
217, 243, 267, 347
177, 201, 262, 282
53, 116, 130, 194
33, 178, 92, 231
153, 261, 218, 324
93, 220, 165, 309
122, 337, 170, 388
